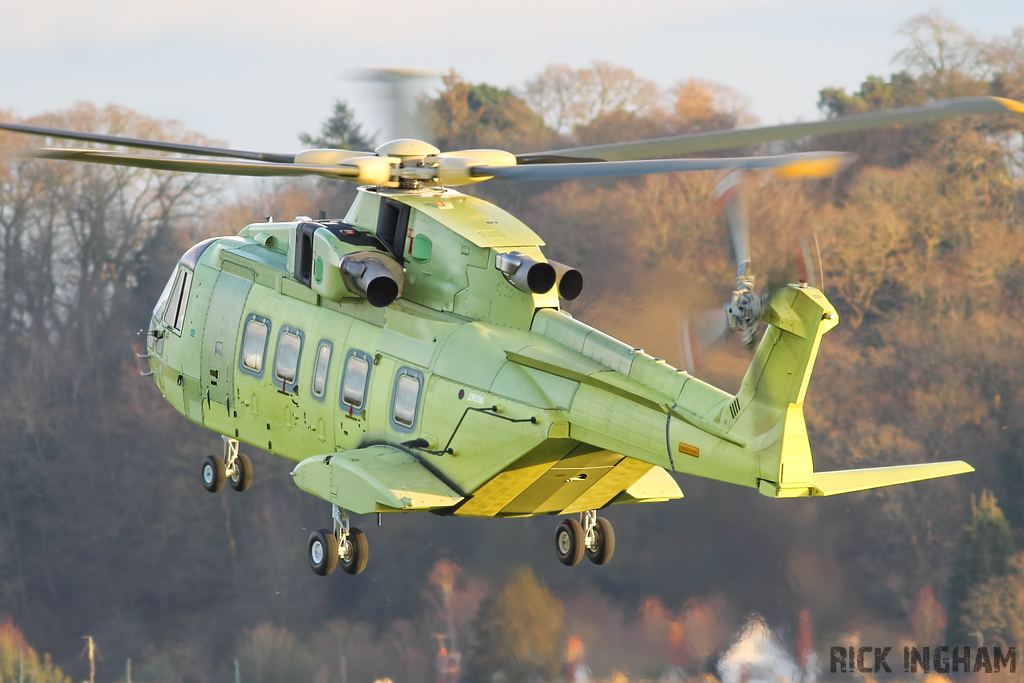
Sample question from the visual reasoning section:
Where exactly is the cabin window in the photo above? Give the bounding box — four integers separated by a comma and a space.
243, 320, 269, 372
311, 341, 332, 400
161, 268, 193, 332
390, 367, 424, 432
274, 327, 304, 393
239, 314, 271, 377
341, 351, 371, 414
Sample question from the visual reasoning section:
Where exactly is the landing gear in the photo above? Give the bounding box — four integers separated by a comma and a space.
201, 436, 252, 494
555, 511, 614, 566
555, 519, 585, 566
308, 528, 338, 576
339, 528, 369, 575
308, 506, 369, 576
584, 511, 615, 565
202, 455, 226, 493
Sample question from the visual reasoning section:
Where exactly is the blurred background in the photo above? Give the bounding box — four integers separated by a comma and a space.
1, 3, 1023, 683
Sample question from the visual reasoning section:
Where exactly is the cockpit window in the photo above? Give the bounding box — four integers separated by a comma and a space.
153, 269, 177, 322
179, 237, 218, 270
161, 268, 193, 332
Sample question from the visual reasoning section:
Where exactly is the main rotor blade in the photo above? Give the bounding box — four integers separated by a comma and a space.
348, 67, 444, 83
0, 121, 300, 163
347, 67, 443, 141
516, 96, 1024, 164
474, 152, 854, 181
12, 148, 361, 179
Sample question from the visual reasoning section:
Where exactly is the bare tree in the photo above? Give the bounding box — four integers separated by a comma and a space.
523, 62, 661, 135
896, 11, 987, 88
0, 103, 220, 358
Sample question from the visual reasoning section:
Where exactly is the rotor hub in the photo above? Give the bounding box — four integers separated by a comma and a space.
374, 139, 440, 158
725, 280, 765, 347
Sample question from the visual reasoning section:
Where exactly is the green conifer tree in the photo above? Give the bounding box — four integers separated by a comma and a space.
947, 491, 1014, 643
299, 100, 375, 151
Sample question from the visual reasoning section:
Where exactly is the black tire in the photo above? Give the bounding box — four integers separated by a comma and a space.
308, 529, 339, 576
229, 453, 253, 492
586, 517, 615, 565
339, 528, 369, 575
555, 519, 585, 566
202, 455, 226, 493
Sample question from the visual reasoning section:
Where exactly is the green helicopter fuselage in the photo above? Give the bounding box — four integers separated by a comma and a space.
145, 185, 970, 518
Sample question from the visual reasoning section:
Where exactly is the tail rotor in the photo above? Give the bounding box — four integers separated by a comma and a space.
680, 170, 765, 374
680, 170, 824, 376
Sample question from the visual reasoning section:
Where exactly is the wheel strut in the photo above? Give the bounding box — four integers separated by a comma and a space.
580, 510, 615, 566
222, 435, 253, 492
222, 436, 239, 475
582, 510, 598, 545
307, 505, 369, 576
332, 504, 350, 541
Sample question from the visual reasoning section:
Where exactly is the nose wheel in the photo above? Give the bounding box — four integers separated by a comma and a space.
555, 511, 614, 566
201, 436, 252, 494
308, 506, 369, 576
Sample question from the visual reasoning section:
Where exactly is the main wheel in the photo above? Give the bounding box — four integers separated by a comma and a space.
555, 519, 585, 566
229, 453, 253, 492
202, 455, 226, 493
308, 529, 339, 576
585, 517, 615, 565
339, 528, 369, 575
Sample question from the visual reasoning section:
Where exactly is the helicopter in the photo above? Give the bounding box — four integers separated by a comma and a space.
2, 94, 1019, 576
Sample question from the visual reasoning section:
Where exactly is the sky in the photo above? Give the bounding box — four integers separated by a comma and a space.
1, 0, 1021, 156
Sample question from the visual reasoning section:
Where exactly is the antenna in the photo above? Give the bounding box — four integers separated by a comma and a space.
81, 636, 98, 683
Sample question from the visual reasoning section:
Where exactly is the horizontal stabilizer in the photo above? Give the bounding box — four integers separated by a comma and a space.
811, 461, 974, 496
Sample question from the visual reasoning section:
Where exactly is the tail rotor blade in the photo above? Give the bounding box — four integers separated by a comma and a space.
796, 234, 823, 289
714, 170, 750, 278
680, 307, 730, 376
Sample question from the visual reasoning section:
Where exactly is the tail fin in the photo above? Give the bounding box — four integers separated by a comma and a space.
732, 285, 972, 497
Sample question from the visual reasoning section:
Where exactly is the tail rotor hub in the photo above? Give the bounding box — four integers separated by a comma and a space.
725, 279, 764, 347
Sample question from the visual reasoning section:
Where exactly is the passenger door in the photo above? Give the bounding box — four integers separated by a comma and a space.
201, 271, 252, 432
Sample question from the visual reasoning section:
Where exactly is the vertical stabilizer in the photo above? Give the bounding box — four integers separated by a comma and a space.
727, 285, 838, 497
731, 285, 972, 497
